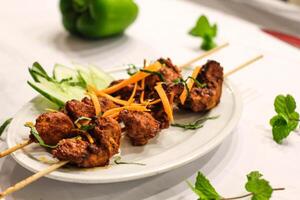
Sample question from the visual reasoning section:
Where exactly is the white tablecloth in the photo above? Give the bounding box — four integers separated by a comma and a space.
0, 0, 300, 199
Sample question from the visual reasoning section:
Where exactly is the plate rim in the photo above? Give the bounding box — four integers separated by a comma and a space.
6, 78, 242, 184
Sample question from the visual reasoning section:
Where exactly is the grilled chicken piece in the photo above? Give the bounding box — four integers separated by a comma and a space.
93, 117, 121, 157
120, 110, 160, 146
34, 112, 74, 146
146, 82, 183, 129
151, 105, 169, 129
52, 116, 121, 168
52, 138, 110, 167
52, 138, 89, 164
65, 97, 118, 120
183, 60, 223, 112
145, 58, 182, 90
65, 99, 95, 119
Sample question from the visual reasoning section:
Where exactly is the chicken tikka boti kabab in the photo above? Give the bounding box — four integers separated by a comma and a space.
26, 58, 223, 168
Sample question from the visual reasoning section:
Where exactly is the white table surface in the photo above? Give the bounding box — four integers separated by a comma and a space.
0, 0, 300, 199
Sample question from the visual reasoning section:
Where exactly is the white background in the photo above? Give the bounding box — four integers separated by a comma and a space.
0, 0, 300, 199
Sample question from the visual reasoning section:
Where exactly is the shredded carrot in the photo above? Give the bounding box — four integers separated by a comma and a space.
140, 78, 145, 104
82, 132, 94, 144
179, 66, 201, 105
143, 99, 161, 105
97, 90, 140, 106
127, 82, 138, 105
88, 91, 101, 116
169, 92, 175, 106
100, 62, 162, 94
154, 83, 174, 122
102, 105, 149, 118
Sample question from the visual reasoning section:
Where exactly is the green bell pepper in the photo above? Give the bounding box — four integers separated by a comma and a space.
60, 0, 139, 39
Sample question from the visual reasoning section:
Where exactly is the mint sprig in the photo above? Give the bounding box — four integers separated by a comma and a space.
188, 171, 284, 200
270, 94, 299, 144
189, 15, 217, 51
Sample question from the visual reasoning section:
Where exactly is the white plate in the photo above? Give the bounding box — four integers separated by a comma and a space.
6, 69, 242, 184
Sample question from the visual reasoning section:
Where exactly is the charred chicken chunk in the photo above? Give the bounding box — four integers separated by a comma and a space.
52, 138, 89, 164
183, 60, 223, 112
151, 105, 169, 129
65, 97, 118, 120
146, 82, 183, 129
65, 99, 95, 120
145, 58, 182, 90
120, 110, 160, 146
93, 117, 121, 157
34, 112, 74, 145
52, 138, 110, 168
79, 145, 110, 168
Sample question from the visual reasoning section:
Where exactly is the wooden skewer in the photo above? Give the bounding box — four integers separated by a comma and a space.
225, 55, 263, 77
0, 140, 31, 158
179, 42, 229, 69
0, 161, 68, 198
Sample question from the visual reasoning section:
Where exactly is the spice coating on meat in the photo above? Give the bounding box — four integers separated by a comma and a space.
145, 58, 182, 90
184, 60, 223, 112
79, 144, 110, 168
65, 99, 95, 120
52, 138, 89, 164
52, 138, 110, 167
120, 110, 160, 146
65, 97, 118, 120
93, 117, 121, 157
151, 106, 169, 129
34, 112, 74, 145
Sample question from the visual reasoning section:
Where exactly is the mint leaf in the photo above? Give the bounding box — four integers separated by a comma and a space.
189, 15, 218, 51
270, 114, 290, 144
190, 172, 221, 200
270, 94, 299, 143
189, 16, 210, 37
288, 111, 299, 131
274, 94, 296, 115
245, 171, 273, 200
286, 94, 296, 113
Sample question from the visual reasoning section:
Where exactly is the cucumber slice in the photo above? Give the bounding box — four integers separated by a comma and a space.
29, 62, 52, 82
88, 65, 114, 89
75, 64, 113, 89
28, 62, 115, 107
28, 78, 86, 108
53, 64, 79, 82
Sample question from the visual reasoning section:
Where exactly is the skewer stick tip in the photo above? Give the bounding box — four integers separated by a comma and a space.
225, 54, 264, 77
180, 42, 230, 68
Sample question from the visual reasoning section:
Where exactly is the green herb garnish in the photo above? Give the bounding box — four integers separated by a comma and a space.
188, 171, 284, 200
126, 64, 139, 76
189, 15, 217, 50
80, 124, 95, 132
24, 122, 57, 148
173, 77, 191, 98
140, 69, 165, 82
172, 116, 218, 130
114, 156, 146, 166
270, 94, 299, 144
0, 118, 13, 137
187, 76, 207, 88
